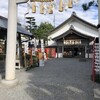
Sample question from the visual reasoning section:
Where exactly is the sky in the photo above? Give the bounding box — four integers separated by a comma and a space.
0, 0, 98, 27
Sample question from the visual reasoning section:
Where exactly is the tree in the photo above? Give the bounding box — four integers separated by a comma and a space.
33, 22, 54, 40
82, 3, 89, 11
82, 1, 94, 11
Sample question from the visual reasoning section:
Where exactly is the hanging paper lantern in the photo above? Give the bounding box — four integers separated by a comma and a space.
40, 2, 44, 14
59, 0, 63, 12
68, 0, 73, 8
48, 1, 53, 14
32, 2, 36, 13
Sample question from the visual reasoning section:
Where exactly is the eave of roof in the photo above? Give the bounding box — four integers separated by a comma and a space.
52, 25, 95, 41
0, 16, 33, 37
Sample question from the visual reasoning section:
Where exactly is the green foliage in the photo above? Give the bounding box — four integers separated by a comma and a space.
34, 22, 54, 40
82, 3, 89, 11
88, 1, 94, 7
32, 55, 39, 67
25, 18, 54, 40
82, 1, 94, 11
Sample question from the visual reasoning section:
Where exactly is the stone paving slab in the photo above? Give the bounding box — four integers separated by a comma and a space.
0, 58, 99, 100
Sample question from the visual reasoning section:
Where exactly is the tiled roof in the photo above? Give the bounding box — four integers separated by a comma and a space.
49, 12, 97, 36
52, 25, 95, 41
0, 16, 33, 37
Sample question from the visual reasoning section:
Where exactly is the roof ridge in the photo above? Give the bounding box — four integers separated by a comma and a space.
52, 27, 95, 41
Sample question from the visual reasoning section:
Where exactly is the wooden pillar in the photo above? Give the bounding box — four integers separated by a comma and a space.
18, 34, 23, 67
62, 45, 64, 58
85, 45, 87, 58
57, 42, 59, 58
87, 42, 89, 58
62, 37, 64, 58
4, 37, 7, 55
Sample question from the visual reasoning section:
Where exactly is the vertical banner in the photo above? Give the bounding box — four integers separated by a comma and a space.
38, 39, 44, 66
24, 42, 28, 54
41, 39, 44, 53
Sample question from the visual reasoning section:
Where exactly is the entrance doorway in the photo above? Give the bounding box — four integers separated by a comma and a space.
63, 45, 85, 58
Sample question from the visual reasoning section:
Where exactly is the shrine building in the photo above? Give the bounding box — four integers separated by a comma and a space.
48, 12, 99, 58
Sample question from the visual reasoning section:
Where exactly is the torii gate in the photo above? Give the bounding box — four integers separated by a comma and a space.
1, 0, 100, 86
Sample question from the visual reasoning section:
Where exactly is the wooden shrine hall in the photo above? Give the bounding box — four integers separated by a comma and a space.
48, 12, 99, 58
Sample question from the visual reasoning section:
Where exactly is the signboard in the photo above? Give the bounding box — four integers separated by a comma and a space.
64, 39, 81, 45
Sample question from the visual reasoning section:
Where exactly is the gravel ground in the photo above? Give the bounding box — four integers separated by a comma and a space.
0, 58, 99, 100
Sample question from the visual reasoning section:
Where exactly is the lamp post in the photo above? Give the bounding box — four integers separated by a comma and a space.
1, 0, 29, 86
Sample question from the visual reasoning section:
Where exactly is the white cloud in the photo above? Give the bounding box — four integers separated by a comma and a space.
0, 0, 98, 27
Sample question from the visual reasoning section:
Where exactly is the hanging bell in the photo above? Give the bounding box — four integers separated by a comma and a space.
68, 0, 73, 8
48, 2, 53, 14
32, 2, 36, 13
59, 0, 63, 12
40, 2, 44, 14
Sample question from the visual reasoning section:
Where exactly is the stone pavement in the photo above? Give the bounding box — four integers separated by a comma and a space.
0, 58, 99, 100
